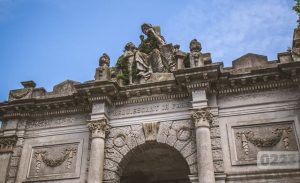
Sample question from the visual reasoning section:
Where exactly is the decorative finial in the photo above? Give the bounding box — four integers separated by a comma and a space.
293, 0, 300, 28
99, 53, 110, 67
189, 39, 202, 52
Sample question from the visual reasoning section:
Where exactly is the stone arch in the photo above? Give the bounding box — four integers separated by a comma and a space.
103, 120, 197, 182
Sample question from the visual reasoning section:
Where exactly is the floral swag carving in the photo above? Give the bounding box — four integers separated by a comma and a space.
34, 148, 77, 173
236, 127, 292, 155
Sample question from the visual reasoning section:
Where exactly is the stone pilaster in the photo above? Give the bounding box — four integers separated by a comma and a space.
192, 107, 215, 183
87, 119, 109, 183
0, 135, 17, 183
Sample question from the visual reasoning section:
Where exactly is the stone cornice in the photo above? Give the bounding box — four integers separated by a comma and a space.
0, 61, 299, 114
0, 95, 90, 120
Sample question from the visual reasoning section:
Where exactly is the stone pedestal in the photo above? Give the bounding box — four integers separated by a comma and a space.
87, 119, 109, 183
192, 108, 215, 183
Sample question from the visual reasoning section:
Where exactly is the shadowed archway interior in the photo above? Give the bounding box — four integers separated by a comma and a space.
120, 142, 190, 183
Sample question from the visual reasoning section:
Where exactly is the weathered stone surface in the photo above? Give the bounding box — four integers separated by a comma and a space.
211, 138, 222, 150
210, 127, 221, 138
213, 161, 224, 172
232, 53, 268, 70
10, 157, 20, 167
8, 167, 17, 178
181, 140, 196, 158
104, 159, 119, 172
103, 170, 119, 180
0, 153, 10, 183
157, 121, 172, 144
212, 149, 223, 160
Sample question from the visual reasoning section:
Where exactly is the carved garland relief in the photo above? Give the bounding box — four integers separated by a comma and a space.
236, 127, 293, 156
33, 148, 77, 174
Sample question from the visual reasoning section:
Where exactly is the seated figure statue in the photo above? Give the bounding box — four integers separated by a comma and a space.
135, 23, 167, 79
118, 23, 178, 85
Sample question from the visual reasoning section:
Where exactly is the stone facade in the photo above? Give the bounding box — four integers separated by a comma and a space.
0, 24, 300, 183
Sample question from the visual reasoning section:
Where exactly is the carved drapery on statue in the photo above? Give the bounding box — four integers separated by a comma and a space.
191, 108, 214, 128
87, 119, 110, 138
116, 23, 176, 84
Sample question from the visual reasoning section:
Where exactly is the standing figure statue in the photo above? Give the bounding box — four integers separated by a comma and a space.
123, 42, 137, 84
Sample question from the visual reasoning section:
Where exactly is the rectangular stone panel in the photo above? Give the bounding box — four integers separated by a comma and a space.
17, 137, 84, 182
27, 143, 79, 178
228, 120, 299, 165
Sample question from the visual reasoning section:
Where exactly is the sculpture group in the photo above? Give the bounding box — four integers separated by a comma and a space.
95, 23, 212, 85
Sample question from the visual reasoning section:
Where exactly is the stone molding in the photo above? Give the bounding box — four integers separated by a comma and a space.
191, 108, 214, 128
87, 119, 110, 138
0, 135, 17, 153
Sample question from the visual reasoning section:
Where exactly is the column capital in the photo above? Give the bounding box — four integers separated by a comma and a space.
87, 119, 110, 139
191, 107, 214, 128
0, 135, 17, 153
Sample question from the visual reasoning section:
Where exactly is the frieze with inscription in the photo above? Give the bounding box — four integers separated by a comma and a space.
26, 115, 88, 129
108, 100, 191, 119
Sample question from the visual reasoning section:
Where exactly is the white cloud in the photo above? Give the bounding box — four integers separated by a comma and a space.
164, 0, 297, 66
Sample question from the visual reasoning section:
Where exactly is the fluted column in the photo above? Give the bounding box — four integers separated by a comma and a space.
87, 119, 109, 183
192, 108, 215, 183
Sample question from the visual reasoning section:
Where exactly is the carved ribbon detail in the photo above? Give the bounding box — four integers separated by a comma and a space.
34, 148, 77, 173
236, 127, 292, 155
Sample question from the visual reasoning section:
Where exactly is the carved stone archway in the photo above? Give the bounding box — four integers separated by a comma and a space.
120, 142, 190, 183
103, 120, 197, 182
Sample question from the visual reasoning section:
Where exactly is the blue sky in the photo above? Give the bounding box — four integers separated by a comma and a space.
0, 0, 297, 102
